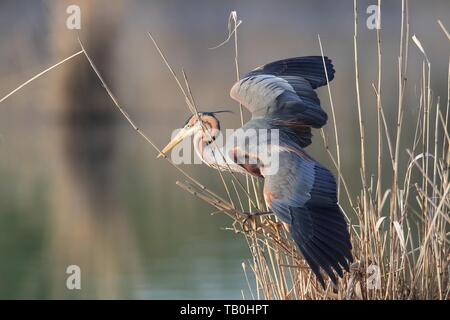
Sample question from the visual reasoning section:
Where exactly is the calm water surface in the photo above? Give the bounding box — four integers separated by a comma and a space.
0, 126, 250, 299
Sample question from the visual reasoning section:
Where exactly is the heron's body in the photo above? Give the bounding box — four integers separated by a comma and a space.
160, 56, 353, 287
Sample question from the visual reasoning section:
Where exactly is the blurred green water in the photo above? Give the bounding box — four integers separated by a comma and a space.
0, 145, 250, 299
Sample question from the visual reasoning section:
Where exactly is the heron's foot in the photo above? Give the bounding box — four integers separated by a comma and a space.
241, 211, 273, 232
242, 211, 273, 217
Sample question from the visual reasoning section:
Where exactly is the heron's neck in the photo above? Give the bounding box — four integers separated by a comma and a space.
194, 132, 234, 170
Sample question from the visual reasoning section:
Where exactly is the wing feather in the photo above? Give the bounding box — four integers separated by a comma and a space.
230, 56, 334, 133
263, 150, 353, 287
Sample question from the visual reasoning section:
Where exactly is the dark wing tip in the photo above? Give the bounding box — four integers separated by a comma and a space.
248, 56, 336, 88
290, 160, 353, 287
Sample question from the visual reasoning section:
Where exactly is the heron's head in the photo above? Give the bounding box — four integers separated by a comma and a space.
158, 111, 230, 158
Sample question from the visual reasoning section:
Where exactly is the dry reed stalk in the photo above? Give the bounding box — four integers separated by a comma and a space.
0, 50, 83, 104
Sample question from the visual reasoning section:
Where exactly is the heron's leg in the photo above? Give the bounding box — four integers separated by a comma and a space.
241, 211, 273, 232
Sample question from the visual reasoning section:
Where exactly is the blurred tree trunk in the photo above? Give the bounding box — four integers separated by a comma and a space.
46, 0, 140, 298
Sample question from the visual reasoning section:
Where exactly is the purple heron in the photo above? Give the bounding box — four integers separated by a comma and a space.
159, 56, 353, 287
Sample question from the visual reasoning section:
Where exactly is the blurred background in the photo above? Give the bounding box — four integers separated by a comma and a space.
0, 0, 448, 298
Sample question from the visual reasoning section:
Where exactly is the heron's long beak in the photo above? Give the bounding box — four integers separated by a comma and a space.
157, 127, 191, 158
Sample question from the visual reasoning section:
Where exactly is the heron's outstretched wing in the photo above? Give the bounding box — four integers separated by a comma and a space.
262, 149, 353, 287
230, 56, 334, 134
